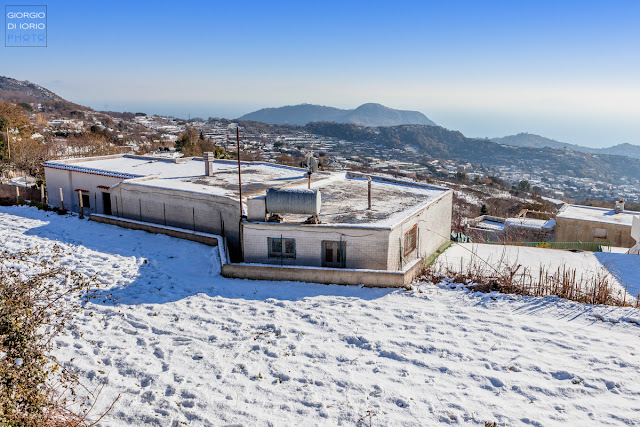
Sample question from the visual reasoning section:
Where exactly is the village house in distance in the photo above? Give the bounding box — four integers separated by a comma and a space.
43, 154, 453, 286
555, 200, 640, 248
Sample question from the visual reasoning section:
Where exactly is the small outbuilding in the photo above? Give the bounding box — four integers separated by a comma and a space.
555, 201, 639, 248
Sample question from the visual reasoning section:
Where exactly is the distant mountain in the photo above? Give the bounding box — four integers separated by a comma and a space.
491, 133, 582, 150
492, 132, 640, 160
0, 76, 84, 112
238, 103, 437, 127
306, 122, 640, 183
600, 143, 640, 160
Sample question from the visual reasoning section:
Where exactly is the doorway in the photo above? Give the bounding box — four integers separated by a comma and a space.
102, 192, 112, 215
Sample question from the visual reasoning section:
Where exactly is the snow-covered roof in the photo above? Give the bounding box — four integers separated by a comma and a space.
474, 220, 506, 231
43, 160, 144, 180
43, 155, 451, 227
557, 205, 638, 227
505, 217, 556, 230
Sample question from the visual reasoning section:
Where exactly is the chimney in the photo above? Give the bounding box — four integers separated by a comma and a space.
615, 198, 625, 214
203, 152, 214, 176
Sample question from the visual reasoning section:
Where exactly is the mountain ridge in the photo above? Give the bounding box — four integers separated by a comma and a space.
0, 75, 85, 112
238, 102, 437, 127
305, 122, 640, 183
491, 132, 640, 160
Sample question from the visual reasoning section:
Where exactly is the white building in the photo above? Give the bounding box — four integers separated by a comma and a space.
556, 202, 639, 248
43, 154, 452, 284
631, 215, 640, 255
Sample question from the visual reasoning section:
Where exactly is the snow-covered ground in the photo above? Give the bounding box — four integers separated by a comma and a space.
2, 206, 640, 426
440, 243, 640, 298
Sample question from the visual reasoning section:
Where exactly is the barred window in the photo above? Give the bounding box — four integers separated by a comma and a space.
404, 225, 417, 256
321, 241, 346, 268
268, 237, 296, 258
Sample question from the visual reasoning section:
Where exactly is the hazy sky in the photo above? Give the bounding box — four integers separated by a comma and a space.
2, 0, 639, 147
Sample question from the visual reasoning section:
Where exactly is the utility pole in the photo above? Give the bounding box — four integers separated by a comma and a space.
5, 127, 10, 161
236, 126, 245, 263
237, 126, 243, 218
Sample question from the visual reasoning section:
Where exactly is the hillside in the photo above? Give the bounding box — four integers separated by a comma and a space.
601, 142, 640, 159
4, 205, 640, 425
238, 102, 436, 127
306, 122, 640, 182
491, 132, 582, 150
0, 75, 86, 113
492, 132, 640, 160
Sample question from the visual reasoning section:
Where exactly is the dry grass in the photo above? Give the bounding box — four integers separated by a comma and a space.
421, 247, 639, 308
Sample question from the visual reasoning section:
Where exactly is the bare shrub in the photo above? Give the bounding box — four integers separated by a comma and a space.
422, 247, 638, 307
0, 245, 116, 425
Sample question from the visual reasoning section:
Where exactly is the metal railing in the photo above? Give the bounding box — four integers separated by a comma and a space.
483, 240, 615, 252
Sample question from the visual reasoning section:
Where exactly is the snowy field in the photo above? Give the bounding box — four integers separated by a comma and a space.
2, 206, 640, 426
440, 243, 640, 298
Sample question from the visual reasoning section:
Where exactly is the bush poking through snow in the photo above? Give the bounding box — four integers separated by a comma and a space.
423, 249, 639, 307
0, 245, 115, 425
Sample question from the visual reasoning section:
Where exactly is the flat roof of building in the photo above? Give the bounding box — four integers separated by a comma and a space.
556, 205, 639, 227
44, 155, 450, 227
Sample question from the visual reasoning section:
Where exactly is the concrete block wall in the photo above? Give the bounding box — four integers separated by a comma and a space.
111, 182, 243, 260
387, 191, 453, 270
242, 222, 391, 270
90, 214, 221, 247
555, 217, 634, 248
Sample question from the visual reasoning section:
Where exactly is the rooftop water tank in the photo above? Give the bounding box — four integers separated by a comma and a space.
266, 188, 321, 216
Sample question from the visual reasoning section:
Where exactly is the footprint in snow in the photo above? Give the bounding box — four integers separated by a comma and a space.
396, 398, 409, 408
551, 371, 573, 381
489, 377, 505, 388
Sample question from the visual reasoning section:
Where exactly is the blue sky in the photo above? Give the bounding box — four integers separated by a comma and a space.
2, 0, 639, 147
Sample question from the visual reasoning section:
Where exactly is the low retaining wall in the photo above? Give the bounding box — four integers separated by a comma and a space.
222, 257, 424, 288
90, 214, 221, 248
90, 214, 425, 287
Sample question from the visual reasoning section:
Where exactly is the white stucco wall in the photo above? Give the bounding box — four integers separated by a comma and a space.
242, 222, 391, 270
44, 167, 122, 215
632, 215, 640, 243
242, 191, 453, 271
387, 190, 453, 271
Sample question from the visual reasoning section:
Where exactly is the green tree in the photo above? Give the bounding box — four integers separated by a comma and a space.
455, 172, 468, 183
175, 127, 198, 152
518, 180, 531, 192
